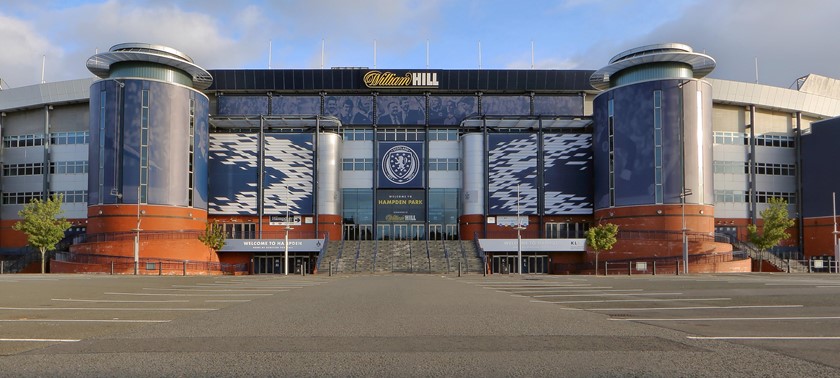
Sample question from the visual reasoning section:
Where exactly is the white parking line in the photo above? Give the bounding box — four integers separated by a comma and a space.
53, 299, 189, 303
533, 292, 682, 298
0, 338, 80, 342
688, 336, 840, 340
612, 316, 840, 321
545, 297, 732, 304
143, 288, 289, 292
585, 305, 803, 311
0, 307, 215, 311
104, 292, 273, 297
205, 299, 251, 303
508, 289, 637, 294
498, 287, 617, 291
0, 319, 170, 323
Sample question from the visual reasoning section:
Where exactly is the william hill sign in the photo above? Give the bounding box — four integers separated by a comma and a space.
363, 70, 439, 89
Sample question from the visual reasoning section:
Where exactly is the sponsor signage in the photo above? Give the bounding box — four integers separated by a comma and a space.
376, 189, 425, 222
363, 70, 440, 89
219, 239, 325, 253
269, 215, 301, 226
496, 215, 529, 227
378, 141, 424, 188
478, 238, 586, 252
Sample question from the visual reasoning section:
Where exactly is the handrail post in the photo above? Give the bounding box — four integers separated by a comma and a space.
653, 261, 656, 276
604, 261, 608, 276
628, 261, 632, 276
183, 260, 187, 276
159, 261, 162, 276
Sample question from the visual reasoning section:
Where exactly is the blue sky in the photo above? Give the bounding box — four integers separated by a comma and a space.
1, 0, 838, 89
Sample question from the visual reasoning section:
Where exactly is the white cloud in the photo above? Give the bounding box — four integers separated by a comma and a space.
0, 14, 59, 87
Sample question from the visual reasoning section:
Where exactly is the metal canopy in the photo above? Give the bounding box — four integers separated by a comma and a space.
209, 115, 341, 129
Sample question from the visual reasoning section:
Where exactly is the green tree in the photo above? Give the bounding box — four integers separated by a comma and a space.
12, 194, 72, 274
198, 220, 226, 256
747, 197, 795, 272
585, 222, 618, 276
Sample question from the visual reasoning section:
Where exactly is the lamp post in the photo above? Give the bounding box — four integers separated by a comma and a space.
514, 184, 526, 275
681, 188, 692, 275
132, 185, 142, 275
833, 192, 838, 273
284, 185, 292, 276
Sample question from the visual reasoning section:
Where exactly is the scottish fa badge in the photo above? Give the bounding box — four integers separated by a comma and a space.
382, 145, 420, 185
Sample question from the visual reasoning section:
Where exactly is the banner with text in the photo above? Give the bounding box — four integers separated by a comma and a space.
376, 189, 425, 223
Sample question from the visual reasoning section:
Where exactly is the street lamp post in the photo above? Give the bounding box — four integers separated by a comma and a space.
833, 192, 838, 273
132, 185, 142, 275
515, 184, 526, 275
681, 188, 692, 275
284, 185, 292, 276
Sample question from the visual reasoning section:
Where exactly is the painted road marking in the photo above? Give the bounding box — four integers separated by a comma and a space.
533, 292, 683, 298
53, 299, 189, 303
612, 316, 840, 321
0, 319, 170, 323
0, 338, 80, 342
688, 336, 840, 340
205, 300, 251, 303
584, 305, 804, 311
104, 292, 273, 297
0, 307, 216, 311
546, 297, 732, 304
143, 288, 289, 292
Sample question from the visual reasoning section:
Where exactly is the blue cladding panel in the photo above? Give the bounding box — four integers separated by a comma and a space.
208, 134, 258, 214
263, 134, 314, 214
193, 95, 210, 210
612, 83, 655, 206
592, 95, 610, 210
802, 118, 840, 218
217, 95, 269, 116
488, 134, 537, 214
543, 134, 593, 214
534, 96, 584, 116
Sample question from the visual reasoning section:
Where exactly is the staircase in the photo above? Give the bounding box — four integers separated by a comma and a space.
410, 240, 430, 273
354, 240, 375, 273
735, 241, 808, 272
318, 239, 343, 274
428, 239, 449, 273
460, 239, 485, 274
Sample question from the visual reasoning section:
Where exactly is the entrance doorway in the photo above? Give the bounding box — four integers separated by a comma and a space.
490, 255, 548, 274
253, 255, 314, 274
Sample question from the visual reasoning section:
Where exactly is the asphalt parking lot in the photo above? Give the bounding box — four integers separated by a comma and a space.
1, 272, 839, 377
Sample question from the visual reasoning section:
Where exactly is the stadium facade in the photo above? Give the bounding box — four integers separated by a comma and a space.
2, 42, 840, 274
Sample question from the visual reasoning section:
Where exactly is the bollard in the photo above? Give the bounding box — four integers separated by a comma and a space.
676, 260, 680, 275
787, 258, 791, 274
183, 261, 187, 276
458, 262, 462, 277
1, 260, 4, 274
110, 261, 114, 275
159, 261, 163, 276
604, 261, 609, 276
329, 261, 332, 277
653, 261, 657, 276
628, 262, 632, 276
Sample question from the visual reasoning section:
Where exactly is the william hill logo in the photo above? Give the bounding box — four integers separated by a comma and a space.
363, 71, 439, 88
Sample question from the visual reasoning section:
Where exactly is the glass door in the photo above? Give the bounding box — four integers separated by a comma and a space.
393, 224, 408, 240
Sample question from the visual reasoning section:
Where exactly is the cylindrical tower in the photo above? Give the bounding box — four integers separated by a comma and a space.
459, 133, 486, 238
590, 43, 723, 259
81, 43, 214, 262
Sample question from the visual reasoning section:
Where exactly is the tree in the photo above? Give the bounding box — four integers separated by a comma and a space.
747, 197, 795, 272
585, 222, 618, 276
12, 194, 72, 274
198, 220, 226, 258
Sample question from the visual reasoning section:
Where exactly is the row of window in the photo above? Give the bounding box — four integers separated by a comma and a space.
714, 190, 797, 204
1, 190, 88, 205
2, 161, 89, 176
2, 132, 90, 148
545, 222, 590, 239
713, 131, 795, 148
713, 161, 796, 176
342, 158, 373, 171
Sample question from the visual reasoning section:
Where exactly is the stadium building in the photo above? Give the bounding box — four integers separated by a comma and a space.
2, 42, 840, 274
